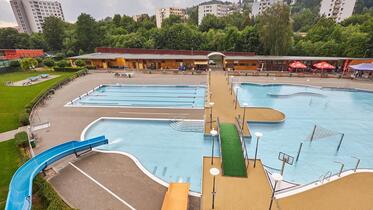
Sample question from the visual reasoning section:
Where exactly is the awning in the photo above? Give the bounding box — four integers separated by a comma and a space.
313, 61, 335, 69
289, 61, 307, 69
194, 61, 208, 65
350, 63, 373, 71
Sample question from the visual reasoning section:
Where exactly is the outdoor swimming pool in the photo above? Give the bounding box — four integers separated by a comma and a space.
67, 85, 206, 109
83, 118, 217, 193
235, 83, 373, 185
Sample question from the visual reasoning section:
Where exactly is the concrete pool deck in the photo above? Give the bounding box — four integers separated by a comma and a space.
205, 71, 285, 136
30, 71, 373, 210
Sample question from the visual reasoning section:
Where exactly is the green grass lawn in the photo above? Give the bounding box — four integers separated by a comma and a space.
220, 123, 247, 177
0, 139, 21, 209
0, 71, 73, 133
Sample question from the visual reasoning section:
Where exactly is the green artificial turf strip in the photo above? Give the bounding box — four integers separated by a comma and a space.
0, 139, 21, 209
0, 71, 72, 132
220, 123, 247, 177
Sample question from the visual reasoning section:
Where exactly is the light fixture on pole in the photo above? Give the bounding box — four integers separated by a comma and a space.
254, 132, 262, 168
210, 128, 218, 165
210, 167, 220, 210
242, 103, 248, 130
209, 102, 215, 130
269, 173, 283, 210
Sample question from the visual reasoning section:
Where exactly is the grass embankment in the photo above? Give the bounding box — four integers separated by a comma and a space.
220, 123, 247, 177
0, 71, 74, 133
0, 133, 74, 210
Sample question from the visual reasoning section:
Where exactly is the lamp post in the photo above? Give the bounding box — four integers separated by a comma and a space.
210, 128, 218, 165
241, 103, 248, 130
254, 132, 263, 168
209, 102, 215, 130
269, 173, 283, 210
210, 168, 220, 210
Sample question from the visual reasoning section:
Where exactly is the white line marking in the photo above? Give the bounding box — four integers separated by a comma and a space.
69, 162, 136, 210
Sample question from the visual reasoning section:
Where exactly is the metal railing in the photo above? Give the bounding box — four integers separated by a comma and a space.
235, 116, 250, 170
216, 117, 224, 175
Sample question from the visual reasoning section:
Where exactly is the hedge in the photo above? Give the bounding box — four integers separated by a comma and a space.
15, 131, 29, 148
54, 67, 84, 72
33, 176, 76, 210
20, 69, 88, 127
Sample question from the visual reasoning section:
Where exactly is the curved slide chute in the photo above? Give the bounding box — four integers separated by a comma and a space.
5, 136, 108, 210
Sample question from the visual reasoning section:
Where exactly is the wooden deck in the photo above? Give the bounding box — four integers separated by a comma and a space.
201, 157, 273, 210
204, 71, 285, 136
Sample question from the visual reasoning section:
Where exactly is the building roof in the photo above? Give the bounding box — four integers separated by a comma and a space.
71, 52, 372, 62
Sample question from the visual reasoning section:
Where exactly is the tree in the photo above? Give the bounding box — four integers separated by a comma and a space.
292, 9, 318, 32
238, 26, 263, 53
112, 14, 122, 27
257, 3, 293, 55
120, 15, 137, 33
162, 15, 183, 28
155, 24, 204, 50
187, 7, 198, 26
0, 28, 30, 49
199, 14, 226, 32
20, 58, 38, 70
75, 13, 101, 52
42, 16, 65, 51
29, 33, 48, 50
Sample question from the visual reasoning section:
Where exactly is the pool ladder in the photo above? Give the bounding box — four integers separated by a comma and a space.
317, 171, 332, 184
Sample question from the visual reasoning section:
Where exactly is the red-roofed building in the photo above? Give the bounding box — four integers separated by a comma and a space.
0, 49, 44, 60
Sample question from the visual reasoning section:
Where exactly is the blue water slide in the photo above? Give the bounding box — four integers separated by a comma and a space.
5, 135, 108, 210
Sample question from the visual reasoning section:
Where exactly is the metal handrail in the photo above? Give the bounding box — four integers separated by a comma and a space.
235, 116, 250, 170
216, 117, 224, 175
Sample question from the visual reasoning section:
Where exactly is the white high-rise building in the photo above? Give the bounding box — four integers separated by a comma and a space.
319, 0, 357, 22
198, 2, 233, 25
10, 0, 64, 34
251, 0, 284, 16
155, 7, 186, 28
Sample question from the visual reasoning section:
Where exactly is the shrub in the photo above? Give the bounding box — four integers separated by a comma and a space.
55, 60, 70, 68
19, 112, 30, 126
53, 52, 65, 61
43, 58, 55, 67
20, 58, 38, 70
86, 65, 96, 69
9, 60, 20, 67
15, 131, 29, 148
54, 67, 83, 72
74, 59, 85, 67
36, 57, 43, 65
65, 49, 75, 57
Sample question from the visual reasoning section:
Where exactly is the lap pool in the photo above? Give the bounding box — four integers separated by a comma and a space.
235, 83, 373, 184
83, 118, 217, 193
67, 85, 206, 109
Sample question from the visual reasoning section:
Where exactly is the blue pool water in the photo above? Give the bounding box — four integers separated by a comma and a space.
235, 83, 373, 184
84, 119, 217, 193
69, 85, 206, 109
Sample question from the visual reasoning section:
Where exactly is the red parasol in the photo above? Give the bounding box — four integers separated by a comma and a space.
313, 62, 335, 70
289, 61, 307, 69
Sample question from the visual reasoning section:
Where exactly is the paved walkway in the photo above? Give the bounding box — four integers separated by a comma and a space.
277, 172, 373, 210
51, 152, 200, 210
205, 71, 285, 135
201, 157, 272, 210
0, 126, 27, 142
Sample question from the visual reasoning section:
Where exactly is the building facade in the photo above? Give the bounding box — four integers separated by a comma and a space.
10, 0, 64, 34
155, 7, 186, 28
319, 0, 357, 22
198, 2, 233, 25
251, 0, 284, 16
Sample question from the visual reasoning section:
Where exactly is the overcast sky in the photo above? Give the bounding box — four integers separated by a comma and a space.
0, 0, 237, 27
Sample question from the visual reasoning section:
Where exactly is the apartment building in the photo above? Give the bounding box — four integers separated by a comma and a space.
198, 1, 234, 25
10, 0, 64, 34
155, 7, 186, 28
319, 0, 357, 22
251, 0, 284, 16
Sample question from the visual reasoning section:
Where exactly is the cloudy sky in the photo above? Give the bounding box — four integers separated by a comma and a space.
0, 0, 236, 27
